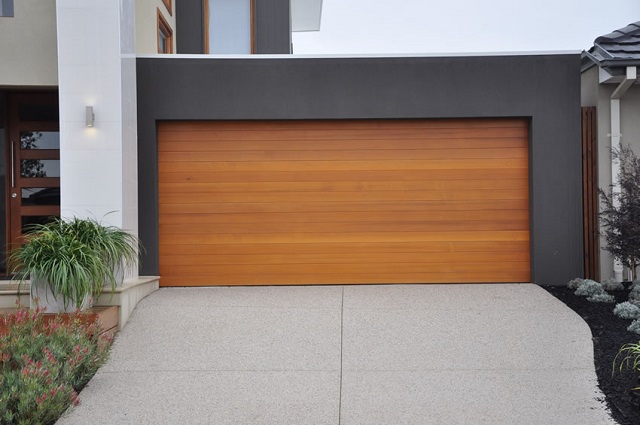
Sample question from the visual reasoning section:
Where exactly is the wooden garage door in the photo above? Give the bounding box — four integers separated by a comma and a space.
158, 119, 530, 286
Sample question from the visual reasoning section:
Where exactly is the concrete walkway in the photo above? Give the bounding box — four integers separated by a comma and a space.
58, 284, 615, 425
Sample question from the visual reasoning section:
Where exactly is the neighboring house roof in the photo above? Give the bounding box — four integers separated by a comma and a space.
582, 21, 640, 72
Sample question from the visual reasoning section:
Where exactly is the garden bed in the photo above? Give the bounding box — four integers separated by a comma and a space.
544, 285, 640, 425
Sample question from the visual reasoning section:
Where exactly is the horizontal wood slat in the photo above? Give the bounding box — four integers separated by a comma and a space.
159, 148, 527, 162
160, 158, 527, 173
159, 200, 529, 214
160, 251, 530, 266
158, 119, 530, 286
159, 169, 526, 183
159, 210, 528, 224
160, 262, 531, 276
159, 179, 528, 194
159, 230, 530, 245
159, 240, 530, 255
160, 220, 529, 234
159, 118, 527, 132
159, 190, 527, 204
159, 138, 527, 152
159, 271, 532, 286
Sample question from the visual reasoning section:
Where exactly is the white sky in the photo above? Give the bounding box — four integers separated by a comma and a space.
292, 0, 639, 55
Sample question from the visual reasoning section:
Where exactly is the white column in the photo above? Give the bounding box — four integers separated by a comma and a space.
610, 98, 624, 282
56, 0, 138, 279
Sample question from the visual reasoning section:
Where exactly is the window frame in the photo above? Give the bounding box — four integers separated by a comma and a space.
157, 9, 173, 54
203, 0, 255, 54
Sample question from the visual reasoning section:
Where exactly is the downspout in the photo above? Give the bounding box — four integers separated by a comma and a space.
610, 66, 637, 282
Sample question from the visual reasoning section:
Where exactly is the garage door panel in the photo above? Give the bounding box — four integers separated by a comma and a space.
159, 209, 529, 225
162, 158, 528, 173
159, 118, 526, 133
159, 271, 531, 286
159, 220, 529, 235
158, 138, 527, 153
158, 126, 528, 143
160, 199, 528, 215
159, 168, 526, 184
159, 241, 530, 255
160, 230, 529, 245
160, 250, 530, 266
158, 119, 529, 286
159, 189, 527, 204
159, 178, 528, 194
159, 148, 527, 163
165, 261, 530, 276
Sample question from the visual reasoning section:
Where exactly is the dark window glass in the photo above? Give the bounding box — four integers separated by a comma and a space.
21, 188, 60, 206
21, 216, 56, 234
20, 131, 59, 150
21, 160, 60, 178
19, 103, 59, 122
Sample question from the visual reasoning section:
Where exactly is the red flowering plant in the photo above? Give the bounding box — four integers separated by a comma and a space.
0, 306, 112, 424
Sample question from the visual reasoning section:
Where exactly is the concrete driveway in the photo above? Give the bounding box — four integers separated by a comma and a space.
58, 284, 615, 425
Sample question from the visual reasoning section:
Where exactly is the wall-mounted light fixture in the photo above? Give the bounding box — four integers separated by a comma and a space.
85, 106, 95, 127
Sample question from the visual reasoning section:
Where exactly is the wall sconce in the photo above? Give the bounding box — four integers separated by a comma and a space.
86, 106, 95, 127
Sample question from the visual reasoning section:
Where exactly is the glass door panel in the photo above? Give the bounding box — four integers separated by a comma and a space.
6, 93, 60, 264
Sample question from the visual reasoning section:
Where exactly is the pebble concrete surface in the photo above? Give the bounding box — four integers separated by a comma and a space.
57, 284, 616, 425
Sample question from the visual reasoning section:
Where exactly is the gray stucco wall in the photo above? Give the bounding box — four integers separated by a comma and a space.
581, 66, 598, 107
136, 54, 583, 285
175, 1, 205, 54
254, 0, 291, 54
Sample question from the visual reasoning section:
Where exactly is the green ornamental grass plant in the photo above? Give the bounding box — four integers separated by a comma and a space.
10, 217, 140, 310
613, 341, 640, 393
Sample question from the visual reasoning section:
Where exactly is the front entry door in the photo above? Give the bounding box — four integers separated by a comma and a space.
6, 93, 60, 253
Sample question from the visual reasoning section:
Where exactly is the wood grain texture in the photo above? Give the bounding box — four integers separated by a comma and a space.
158, 119, 530, 286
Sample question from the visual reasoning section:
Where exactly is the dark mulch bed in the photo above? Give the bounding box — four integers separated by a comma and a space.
544, 285, 640, 425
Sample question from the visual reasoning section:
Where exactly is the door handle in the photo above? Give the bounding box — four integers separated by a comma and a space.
10, 140, 15, 188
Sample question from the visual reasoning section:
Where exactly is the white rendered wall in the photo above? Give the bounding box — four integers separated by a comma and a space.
582, 67, 640, 281
0, 0, 57, 86
56, 0, 138, 279
135, 0, 175, 54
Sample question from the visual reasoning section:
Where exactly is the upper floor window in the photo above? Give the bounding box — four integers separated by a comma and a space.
0, 0, 14, 17
157, 9, 173, 54
204, 0, 254, 54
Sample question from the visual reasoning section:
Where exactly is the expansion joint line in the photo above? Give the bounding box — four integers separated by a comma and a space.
338, 286, 344, 424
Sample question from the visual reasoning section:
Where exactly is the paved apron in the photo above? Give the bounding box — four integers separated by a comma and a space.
58, 284, 615, 425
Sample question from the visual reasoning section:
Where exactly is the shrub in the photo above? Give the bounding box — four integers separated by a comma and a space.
628, 320, 640, 335
567, 278, 585, 290
587, 293, 616, 303
614, 302, 640, 319
602, 278, 625, 291
631, 279, 640, 290
0, 308, 112, 424
599, 144, 640, 281
630, 285, 640, 302
575, 279, 606, 297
